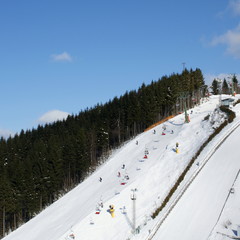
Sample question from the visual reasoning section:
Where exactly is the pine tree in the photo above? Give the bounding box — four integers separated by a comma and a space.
211, 79, 219, 95
232, 74, 238, 94
222, 78, 229, 94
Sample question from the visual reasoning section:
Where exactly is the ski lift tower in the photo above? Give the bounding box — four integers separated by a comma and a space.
131, 188, 137, 234
179, 92, 190, 123
227, 74, 234, 96
216, 78, 222, 106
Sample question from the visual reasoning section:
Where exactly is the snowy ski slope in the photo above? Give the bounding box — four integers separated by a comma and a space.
2, 95, 240, 240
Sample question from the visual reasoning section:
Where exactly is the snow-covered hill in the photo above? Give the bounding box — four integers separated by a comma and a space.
3, 95, 240, 240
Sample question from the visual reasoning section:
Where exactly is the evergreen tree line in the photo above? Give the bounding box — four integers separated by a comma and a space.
211, 74, 239, 95
0, 68, 205, 238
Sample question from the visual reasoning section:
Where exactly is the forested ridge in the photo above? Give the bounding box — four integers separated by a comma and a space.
0, 68, 206, 238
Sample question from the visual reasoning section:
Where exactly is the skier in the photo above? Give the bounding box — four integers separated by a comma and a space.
118, 171, 121, 177
153, 129, 156, 134
122, 164, 125, 169
95, 205, 101, 214
136, 140, 138, 145
69, 233, 75, 239
175, 142, 179, 153
109, 205, 115, 217
122, 206, 126, 214
99, 177, 102, 182
66, 231, 75, 240
89, 218, 94, 225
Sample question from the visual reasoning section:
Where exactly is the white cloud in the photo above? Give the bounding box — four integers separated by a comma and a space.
229, 0, 240, 16
51, 52, 72, 62
38, 110, 70, 124
218, 0, 240, 17
211, 24, 240, 58
209, 1, 240, 58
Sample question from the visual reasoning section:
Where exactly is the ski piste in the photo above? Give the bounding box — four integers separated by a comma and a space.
2, 95, 240, 240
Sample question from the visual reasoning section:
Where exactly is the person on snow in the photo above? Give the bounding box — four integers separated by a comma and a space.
122, 164, 125, 169
99, 177, 102, 182
95, 205, 101, 213
175, 142, 179, 153
109, 204, 114, 210
118, 172, 121, 177
69, 233, 75, 239
68, 231, 75, 240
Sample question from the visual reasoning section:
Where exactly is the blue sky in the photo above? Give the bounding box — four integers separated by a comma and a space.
1, 0, 240, 137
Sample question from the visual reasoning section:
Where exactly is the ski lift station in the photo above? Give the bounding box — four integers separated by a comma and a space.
221, 98, 235, 108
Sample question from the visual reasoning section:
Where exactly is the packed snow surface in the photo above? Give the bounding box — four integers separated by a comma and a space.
3, 95, 240, 240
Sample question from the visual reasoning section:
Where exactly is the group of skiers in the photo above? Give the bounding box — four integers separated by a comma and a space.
95, 123, 179, 221
151, 124, 180, 154
152, 124, 175, 136
68, 122, 182, 239
118, 164, 130, 185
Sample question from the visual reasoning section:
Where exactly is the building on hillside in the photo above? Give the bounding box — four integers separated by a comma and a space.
221, 98, 235, 108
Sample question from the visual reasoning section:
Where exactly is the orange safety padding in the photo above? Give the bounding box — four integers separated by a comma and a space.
144, 115, 175, 132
